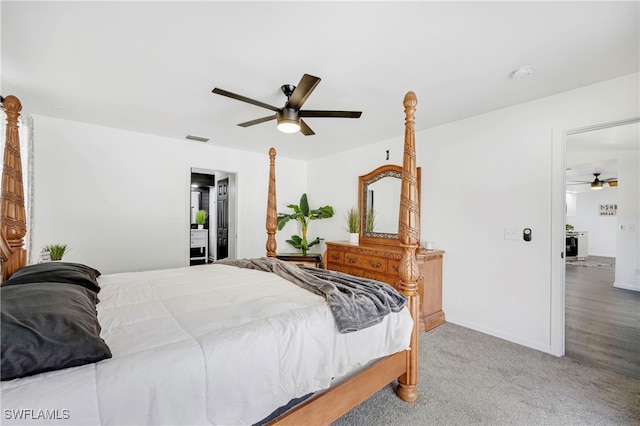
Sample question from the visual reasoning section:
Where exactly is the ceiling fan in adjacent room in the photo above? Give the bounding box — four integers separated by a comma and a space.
212, 74, 362, 136
567, 172, 618, 190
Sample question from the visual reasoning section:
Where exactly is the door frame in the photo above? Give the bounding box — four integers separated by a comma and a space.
550, 117, 640, 356
188, 167, 238, 264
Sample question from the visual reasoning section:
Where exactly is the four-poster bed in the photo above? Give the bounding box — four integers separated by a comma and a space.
0, 95, 27, 282
0, 92, 422, 425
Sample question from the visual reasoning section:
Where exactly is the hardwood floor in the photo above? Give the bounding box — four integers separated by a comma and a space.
565, 256, 640, 379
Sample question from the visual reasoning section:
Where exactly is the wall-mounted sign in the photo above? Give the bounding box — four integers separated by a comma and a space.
599, 204, 617, 216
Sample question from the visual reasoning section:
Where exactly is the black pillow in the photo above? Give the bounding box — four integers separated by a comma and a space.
1, 262, 101, 293
1, 282, 112, 381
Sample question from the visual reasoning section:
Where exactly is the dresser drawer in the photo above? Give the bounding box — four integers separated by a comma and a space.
361, 270, 390, 284
343, 252, 387, 274
326, 249, 344, 265
190, 230, 208, 247
387, 258, 401, 277
328, 263, 393, 288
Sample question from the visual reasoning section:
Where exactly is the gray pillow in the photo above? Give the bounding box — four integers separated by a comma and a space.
1, 282, 112, 381
2, 262, 101, 293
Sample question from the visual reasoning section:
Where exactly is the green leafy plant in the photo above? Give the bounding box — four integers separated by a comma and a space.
277, 193, 334, 255
365, 208, 377, 233
43, 244, 68, 261
195, 209, 208, 225
345, 207, 360, 233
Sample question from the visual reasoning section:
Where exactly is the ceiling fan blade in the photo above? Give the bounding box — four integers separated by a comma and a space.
237, 114, 277, 127
212, 88, 279, 112
286, 74, 321, 110
300, 110, 362, 118
299, 119, 315, 136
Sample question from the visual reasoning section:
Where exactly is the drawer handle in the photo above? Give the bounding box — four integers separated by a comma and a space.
369, 260, 383, 268
346, 256, 358, 264
331, 254, 341, 260
392, 264, 399, 272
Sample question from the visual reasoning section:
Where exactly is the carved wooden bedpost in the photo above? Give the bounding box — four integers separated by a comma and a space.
395, 91, 420, 402
266, 147, 277, 257
0, 95, 27, 280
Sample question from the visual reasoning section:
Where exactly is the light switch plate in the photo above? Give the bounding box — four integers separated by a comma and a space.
504, 228, 518, 240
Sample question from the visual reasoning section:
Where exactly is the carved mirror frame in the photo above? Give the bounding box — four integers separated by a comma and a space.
358, 164, 421, 246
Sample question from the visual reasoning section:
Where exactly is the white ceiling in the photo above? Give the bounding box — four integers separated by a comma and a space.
1, 1, 638, 161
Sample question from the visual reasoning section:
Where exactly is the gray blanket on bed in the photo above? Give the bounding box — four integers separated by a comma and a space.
215, 257, 407, 333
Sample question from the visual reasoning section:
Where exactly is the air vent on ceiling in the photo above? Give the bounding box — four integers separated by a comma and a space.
186, 135, 210, 142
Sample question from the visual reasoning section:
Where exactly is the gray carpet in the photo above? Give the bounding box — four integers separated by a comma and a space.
333, 323, 640, 425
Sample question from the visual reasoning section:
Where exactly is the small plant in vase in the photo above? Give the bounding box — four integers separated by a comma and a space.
277, 193, 334, 255
42, 244, 68, 261
345, 207, 360, 244
195, 209, 208, 229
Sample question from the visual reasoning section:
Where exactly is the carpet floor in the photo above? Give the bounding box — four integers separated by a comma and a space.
332, 323, 640, 425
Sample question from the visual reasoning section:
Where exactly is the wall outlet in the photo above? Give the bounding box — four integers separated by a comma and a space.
504, 228, 519, 241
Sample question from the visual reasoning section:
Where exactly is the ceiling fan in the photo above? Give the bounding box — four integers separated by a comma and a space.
212, 74, 362, 136
568, 172, 618, 190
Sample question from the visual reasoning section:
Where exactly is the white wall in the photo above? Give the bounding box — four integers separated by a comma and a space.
27, 73, 638, 353
32, 116, 307, 274
566, 144, 640, 289
613, 149, 640, 291
567, 189, 618, 257
308, 73, 639, 354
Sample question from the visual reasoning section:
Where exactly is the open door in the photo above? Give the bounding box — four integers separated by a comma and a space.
216, 177, 229, 260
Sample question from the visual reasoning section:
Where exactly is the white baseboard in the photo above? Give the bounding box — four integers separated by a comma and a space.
445, 316, 552, 355
613, 281, 640, 292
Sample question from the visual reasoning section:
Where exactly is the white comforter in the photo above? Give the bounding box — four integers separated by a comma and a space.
1, 263, 412, 425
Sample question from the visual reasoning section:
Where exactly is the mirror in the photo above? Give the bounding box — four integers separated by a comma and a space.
359, 164, 421, 245
190, 191, 201, 224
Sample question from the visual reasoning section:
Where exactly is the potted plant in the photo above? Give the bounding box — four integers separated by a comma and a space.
42, 244, 68, 261
345, 207, 360, 244
277, 193, 334, 255
195, 209, 208, 229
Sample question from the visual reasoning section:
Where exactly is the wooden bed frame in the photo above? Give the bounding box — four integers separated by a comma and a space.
1, 91, 421, 425
0, 95, 27, 282
265, 91, 421, 424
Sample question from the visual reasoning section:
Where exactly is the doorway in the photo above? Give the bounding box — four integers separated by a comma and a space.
216, 178, 229, 260
562, 120, 639, 378
189, 168, 237, 264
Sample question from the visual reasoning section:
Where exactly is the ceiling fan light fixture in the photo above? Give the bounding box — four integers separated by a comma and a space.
277, 108, 300, 134
590, 172, 604, 190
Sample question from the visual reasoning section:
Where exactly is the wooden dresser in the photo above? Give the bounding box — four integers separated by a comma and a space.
325, 241, 445, 331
